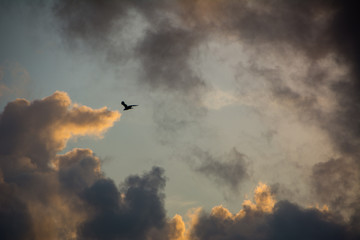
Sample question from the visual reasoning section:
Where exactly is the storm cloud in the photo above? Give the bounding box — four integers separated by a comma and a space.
189, 183, 358, 240
79, 167, 167, 240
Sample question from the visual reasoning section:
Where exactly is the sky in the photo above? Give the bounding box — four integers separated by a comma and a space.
0, 0, 360, 239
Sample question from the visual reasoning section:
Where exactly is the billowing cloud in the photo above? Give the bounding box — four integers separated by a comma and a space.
0, 91, 120, 173
188, 183, 358, 240
0, 92, 121, 239
78, 167, 167, 240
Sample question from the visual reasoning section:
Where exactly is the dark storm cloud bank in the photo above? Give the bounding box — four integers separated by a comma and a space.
78, 167, 167, 240
188, 182, 360, 240
191, 201, 359, 240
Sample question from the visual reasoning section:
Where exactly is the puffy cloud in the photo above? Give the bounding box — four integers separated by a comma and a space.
0, 92, 120, 239
167, 214, 187, 240
0, 91, 120, 173
78, 167, 167, 240
188, 183, 358, 240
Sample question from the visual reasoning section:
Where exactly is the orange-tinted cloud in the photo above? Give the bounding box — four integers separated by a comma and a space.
187, 183, 356, 240
0, 91, 120, 173
0, 92, 120, 239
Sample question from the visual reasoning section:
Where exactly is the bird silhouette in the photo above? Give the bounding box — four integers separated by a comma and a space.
121, 101, 138, 111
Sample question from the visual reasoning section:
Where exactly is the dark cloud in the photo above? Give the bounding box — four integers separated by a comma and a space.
54, 0, 129, 43
190, 198, 357, 240
212, 0, 360, 157
53, 0, 206, 94
57, 148, 102, 193
79, 167, 167, 240
135, 22, 205, 93
269, 201, 348, 240
312, 158, 360, 217
190, 148, 249, 191
0, 183, 34, 240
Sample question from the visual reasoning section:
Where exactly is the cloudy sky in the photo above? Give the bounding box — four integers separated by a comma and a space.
1, 0, 360, 239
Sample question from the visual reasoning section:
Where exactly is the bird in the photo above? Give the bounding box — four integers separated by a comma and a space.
121, 101, 138, 111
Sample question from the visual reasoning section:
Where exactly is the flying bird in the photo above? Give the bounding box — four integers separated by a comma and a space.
121, 101, 138, 111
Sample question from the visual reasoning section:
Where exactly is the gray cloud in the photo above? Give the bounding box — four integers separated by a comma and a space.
190, 148, 249, 191
0, 183, 34, 240
191, 200, 356, 240
188, 183, 359, 240
53, 0, 206, 94
312, 158, 360, 217
79, 167, 166, 240
135, 22, 205, 93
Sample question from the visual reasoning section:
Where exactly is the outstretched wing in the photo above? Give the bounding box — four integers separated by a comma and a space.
129, 105, 138, 107
121, 101, 128, 108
